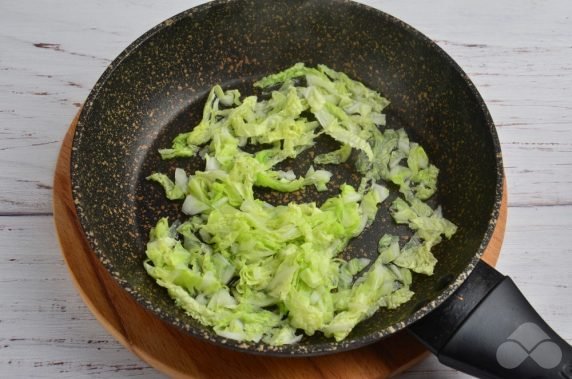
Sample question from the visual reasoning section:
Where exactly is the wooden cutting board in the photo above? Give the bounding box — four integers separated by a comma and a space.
53, 111, 507, 379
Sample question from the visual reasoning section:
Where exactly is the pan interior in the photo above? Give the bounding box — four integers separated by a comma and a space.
72, 0, 500, 354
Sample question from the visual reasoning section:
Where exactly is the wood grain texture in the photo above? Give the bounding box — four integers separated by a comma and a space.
54, 113, 505, 378
1, 0, 570, 378
1, 0, 571, 214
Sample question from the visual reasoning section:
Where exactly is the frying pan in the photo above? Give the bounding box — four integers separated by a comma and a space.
70, 0, 572, 377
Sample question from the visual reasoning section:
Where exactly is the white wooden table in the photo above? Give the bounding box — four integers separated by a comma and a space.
1, 1, 570, 377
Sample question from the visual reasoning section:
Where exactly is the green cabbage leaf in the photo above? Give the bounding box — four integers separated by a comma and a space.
145, 63, 456, 345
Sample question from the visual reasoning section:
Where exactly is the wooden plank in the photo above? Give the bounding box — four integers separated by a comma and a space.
0, 0, 571, 212
0, 215, 155, 377
3, 205, 571, 378
0, 0, 203, 214
0, 0, 571, 378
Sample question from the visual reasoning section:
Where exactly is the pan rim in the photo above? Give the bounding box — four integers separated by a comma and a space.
70, 0, 504, 356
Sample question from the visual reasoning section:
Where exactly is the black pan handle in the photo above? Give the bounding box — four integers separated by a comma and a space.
409, 260, 572, 379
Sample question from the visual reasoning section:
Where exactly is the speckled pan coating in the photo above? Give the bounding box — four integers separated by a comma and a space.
71, 0, 504, 356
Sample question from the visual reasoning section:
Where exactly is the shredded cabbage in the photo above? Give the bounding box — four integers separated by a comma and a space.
145, 63, 456, 345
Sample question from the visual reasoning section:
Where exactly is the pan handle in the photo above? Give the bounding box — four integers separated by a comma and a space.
409, 260, 572, 379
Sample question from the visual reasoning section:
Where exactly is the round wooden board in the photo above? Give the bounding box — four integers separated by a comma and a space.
53, 111, 507, 379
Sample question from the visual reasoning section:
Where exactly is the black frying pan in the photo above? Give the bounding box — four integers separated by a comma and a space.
70, 1, 571, 378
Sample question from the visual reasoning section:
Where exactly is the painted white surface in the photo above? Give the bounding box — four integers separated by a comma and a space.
0, 0, 570, 377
